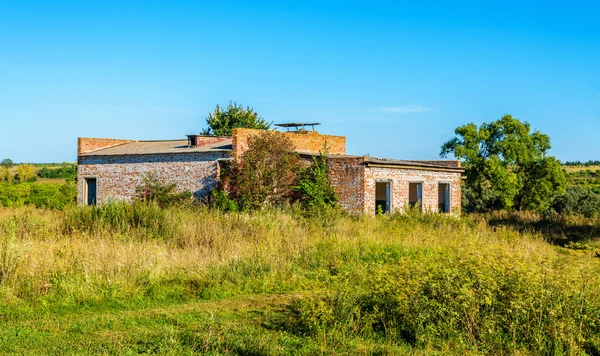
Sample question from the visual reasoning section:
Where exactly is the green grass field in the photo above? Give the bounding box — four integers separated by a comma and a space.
1, 204, 600, 354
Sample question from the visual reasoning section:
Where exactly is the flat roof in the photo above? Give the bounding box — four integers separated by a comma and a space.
318, 154, 464, 172
80, 139, 232, 157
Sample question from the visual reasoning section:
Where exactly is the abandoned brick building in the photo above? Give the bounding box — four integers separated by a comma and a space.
77, 126, 463, 215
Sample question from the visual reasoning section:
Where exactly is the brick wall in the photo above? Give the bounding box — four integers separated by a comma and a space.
78, 138, 134, 155
363, 166, 462, 215
190, 136, 230, 147
326, 157, 366, 214
77, 152, 228, 205
231, 128, 346, 159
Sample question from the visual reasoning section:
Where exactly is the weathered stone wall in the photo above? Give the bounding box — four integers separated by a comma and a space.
363, 166, 462, 215
78, 138, 134, 155
77, 152, 228, 205
231, 128, 346, 159
326, 157, 366, 214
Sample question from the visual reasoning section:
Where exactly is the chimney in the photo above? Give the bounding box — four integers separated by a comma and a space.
187, 135, 201, 147
187, 135, 229, 148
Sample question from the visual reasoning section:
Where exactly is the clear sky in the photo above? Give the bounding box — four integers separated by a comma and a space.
1, 0, 598, 163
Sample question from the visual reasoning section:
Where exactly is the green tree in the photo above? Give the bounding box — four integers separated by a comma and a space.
0, 167, 12, 183
16, 164, 36, 183
0, 159, 13, 169
228, 131, 300, 210
201, 101, 271, 136
0, 159, 15, 184
441, 115, 566, 212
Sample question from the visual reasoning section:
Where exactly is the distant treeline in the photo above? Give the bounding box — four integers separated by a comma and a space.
562, 160, 600, 167
0, 161, 77, 209
38, 163, 77, 180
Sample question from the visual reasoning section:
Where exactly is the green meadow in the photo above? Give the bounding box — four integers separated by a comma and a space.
1, 204, 599, 354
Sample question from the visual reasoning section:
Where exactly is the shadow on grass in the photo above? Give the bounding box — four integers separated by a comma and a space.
484, 211, 600, 246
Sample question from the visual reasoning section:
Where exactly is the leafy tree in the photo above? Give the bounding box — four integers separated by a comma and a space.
441, 115, 566, 212
227, 131, 301, 210
0, 159, 15, 184
16, 164, 37, 183
201, 101, 271, 136
0, 167, 14, 184
0, 159, 13, 169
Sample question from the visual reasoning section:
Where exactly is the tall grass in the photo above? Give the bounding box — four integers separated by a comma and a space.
0, 204, 599, 353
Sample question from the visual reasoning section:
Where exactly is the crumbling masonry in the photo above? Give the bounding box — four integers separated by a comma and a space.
77, 128, 463, 215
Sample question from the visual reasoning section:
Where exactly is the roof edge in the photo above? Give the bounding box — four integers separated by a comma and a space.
365, 161, 465, 172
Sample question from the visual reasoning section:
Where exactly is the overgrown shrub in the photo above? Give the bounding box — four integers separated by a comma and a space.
552, 186, 600, 217
294, 154, 338, 214
210, 188, 238, 212
134, 174, 192, 208
227, 131, 301, 210
294, 250, 600, 354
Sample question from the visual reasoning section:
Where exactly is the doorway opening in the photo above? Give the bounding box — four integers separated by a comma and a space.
438, 183, 450, 213
85, 178, 97, 206
375, 181, 391, 214
409, 182, 422, 210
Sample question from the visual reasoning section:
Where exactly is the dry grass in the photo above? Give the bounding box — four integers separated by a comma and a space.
1, 204, 599, 354
34, 177, 67, 184
563, 165, 600, 173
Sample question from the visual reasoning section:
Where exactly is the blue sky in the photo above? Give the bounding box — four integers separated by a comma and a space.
1, 0, 598, 163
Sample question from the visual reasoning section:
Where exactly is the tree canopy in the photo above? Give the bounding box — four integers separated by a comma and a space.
201, 102, 271, 137
0, 159, 13, 169
441, 114, 566, 213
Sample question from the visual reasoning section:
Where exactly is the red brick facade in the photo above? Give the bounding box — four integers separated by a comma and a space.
231, 128, 346, 159
326, 157, 367, 213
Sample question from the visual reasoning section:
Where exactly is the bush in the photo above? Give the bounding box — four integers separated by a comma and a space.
552, 186, 600, 217
134, 174, 192, 208
210, 188, 238, 212
294, 154, 338, 213
295, 250, 600, 354
228, 131, 301, 210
